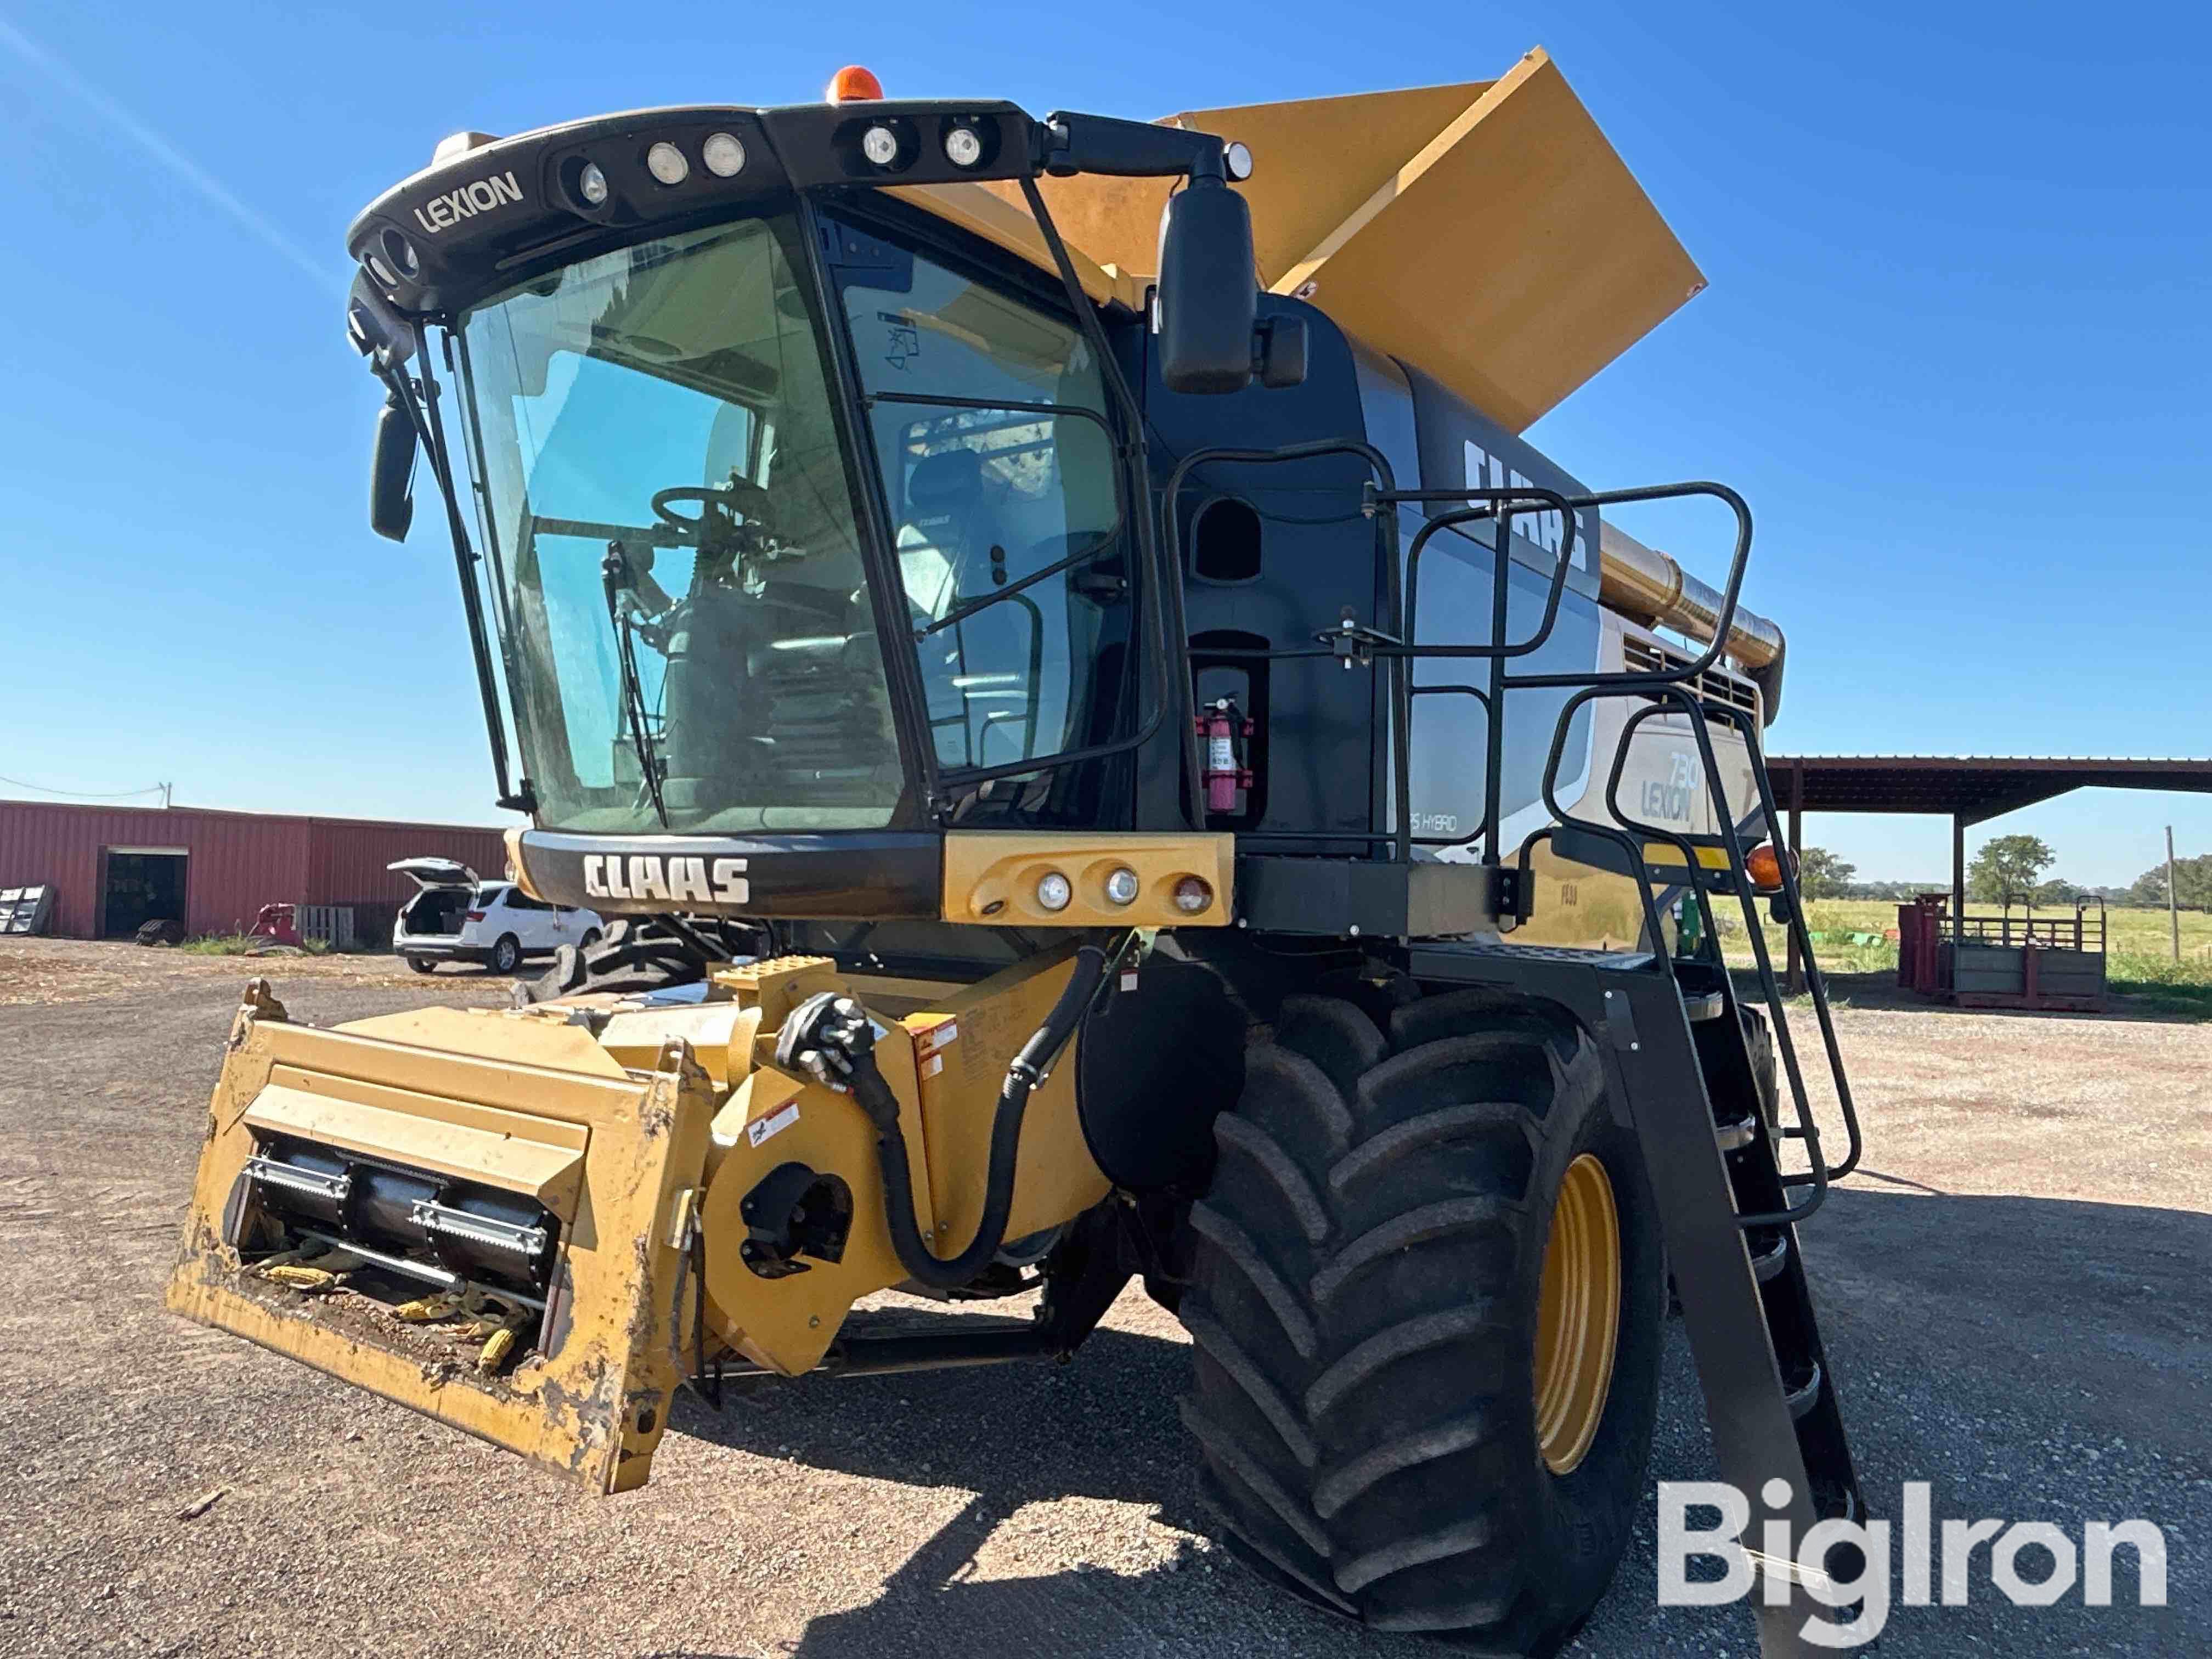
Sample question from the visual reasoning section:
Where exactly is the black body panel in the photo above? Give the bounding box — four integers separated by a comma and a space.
1073, 939, 1244, 1192
1138, 294, 1386, 845
518, 831, 942, 919
349, 102, 1039, 318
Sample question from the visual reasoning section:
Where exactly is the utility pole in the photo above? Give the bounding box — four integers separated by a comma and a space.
159, 781, 173, 811
2168, 825, 2181, 963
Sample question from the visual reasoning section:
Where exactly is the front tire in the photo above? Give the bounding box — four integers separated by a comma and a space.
1181, 990, 1662, 1652
489, 934, 523, 975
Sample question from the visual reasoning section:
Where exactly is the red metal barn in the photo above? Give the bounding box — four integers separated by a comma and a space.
0, 800, 513, 943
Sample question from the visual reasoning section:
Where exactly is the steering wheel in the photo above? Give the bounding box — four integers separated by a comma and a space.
651, 479, 776, 545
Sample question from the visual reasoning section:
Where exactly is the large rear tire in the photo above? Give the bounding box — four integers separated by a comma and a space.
1180, 990, 1662, 1652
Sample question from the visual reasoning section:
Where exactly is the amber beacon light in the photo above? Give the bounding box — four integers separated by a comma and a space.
826, 64, 885, 103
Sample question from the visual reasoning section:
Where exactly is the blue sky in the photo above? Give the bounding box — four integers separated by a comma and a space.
1, 3, 2205, 885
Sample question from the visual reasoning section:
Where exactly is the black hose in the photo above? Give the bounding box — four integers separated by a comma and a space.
777, 946, 1110, 1290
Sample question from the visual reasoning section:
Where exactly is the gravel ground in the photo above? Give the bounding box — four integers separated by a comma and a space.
0, 940, 2202, 1656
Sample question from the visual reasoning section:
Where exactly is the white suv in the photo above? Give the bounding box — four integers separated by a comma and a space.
388, 859, 603, 976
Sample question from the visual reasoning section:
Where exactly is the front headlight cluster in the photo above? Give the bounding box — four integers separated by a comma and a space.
644, 132, 747, 187
856, 118, 993, 175
1026, 867, 1214, 916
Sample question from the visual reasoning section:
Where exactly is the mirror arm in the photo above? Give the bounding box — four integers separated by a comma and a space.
1036, 110, 1231, 183
385, 323, 531, 816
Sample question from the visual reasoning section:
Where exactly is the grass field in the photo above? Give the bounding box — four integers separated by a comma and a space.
1719, 899, 2212, 1014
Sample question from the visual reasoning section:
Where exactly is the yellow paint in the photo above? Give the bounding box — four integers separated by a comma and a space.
901, 949, 1109, 1251
1640, 843, 1739, 872
1508, 839, 1735, 951
1508, 841, 1650, 952
167, 989, 716, 1494
966, 53, 1701, 435
242, 1074, 586, 1205
1534, 1152, 1622, 1476
883, 182, 1144, 310
943, 830, 1234, 927
692, 951, 1108, 1378
167, 946, 1117, 1484
1269, 51, 1705, 433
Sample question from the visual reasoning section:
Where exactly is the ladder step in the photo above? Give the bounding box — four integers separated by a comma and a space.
1682, 990, 1727, 1022
1747, 1231, 1790, 1283
1784, 1361, 1824, 1421
1715, 1116, 1759, 1152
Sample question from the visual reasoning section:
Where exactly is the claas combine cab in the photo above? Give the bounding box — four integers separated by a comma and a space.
171, 50, 1869, 1656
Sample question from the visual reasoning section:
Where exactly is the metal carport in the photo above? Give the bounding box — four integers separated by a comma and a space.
1762, 755, 2212, 990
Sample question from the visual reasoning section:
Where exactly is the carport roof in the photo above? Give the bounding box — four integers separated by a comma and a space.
1764, 755, 2212, 826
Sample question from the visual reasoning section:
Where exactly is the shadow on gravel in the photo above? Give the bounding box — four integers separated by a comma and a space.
651, 1183, 2209, 1657
663, 1319, 1355, 1657
671, 1319, 1206, 1515
1815, 1186, 2211, 1427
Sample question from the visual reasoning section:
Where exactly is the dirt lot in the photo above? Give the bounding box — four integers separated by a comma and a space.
0, 938, 2202, 1656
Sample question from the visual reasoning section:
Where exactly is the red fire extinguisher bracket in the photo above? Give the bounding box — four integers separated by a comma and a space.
1197, 697, 1255, 815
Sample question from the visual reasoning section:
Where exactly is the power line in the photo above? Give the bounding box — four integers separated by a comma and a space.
0, 774, 172, 804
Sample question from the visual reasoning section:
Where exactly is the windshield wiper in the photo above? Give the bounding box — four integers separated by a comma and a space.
601, 544, 670, 828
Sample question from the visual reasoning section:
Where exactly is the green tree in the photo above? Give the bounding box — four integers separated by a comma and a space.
2131, 851, 2212, 912
1797, 846, 1855, 901
1968, 834, 2055, 909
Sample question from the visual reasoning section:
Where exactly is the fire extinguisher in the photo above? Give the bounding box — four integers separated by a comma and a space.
1197, 696, 1255, 814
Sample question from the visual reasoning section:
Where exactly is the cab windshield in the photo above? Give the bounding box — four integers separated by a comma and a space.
458, 215, 902, 832
456, 211, 1134, 836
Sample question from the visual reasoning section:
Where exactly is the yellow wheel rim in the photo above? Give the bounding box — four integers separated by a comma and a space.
1533, 1153, 1622, 1476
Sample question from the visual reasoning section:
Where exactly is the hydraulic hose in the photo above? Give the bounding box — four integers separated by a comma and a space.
775, 946, 1111, 1290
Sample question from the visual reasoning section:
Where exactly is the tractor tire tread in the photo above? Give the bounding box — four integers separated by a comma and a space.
1182, 990, 1660, 1651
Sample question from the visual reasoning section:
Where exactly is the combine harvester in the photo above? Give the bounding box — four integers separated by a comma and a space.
171, 51, 1865, 1655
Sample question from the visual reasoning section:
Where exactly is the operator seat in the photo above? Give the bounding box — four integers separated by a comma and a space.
897, 449, 994, 619
897, 449, 1033, 767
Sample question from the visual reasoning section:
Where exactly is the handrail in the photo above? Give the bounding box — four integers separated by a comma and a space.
1709, 702, 1864, 1184
1153, 439, 1864, 1223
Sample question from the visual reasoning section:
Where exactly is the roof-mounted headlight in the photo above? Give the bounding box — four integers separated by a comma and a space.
861, 124, 902, 167
943, 123, 985, 168
702, 132, 747, 177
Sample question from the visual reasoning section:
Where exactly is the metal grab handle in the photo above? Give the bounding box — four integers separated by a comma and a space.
1529, 679, 1858, 1229
1594, 692, 1830, 1228
1498, 481, 1754, 693
1707, 703, 1865, 1186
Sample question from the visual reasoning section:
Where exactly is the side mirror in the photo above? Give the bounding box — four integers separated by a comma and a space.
370, 394, 417, 542
1157, 174, 1256, 394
